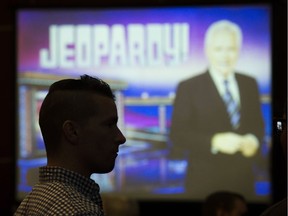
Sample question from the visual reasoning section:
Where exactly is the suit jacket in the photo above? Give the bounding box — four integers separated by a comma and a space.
169, 71, 265, 200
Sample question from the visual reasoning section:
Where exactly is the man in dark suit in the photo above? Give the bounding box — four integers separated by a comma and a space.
169, 20, 265, 200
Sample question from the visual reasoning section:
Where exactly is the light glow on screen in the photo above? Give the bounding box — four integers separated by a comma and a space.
16, 5, 271, 202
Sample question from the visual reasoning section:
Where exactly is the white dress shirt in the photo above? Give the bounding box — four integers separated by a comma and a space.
209, 68, 241, 107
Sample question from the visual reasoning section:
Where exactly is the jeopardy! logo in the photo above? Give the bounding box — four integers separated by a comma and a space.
39, 23, 190, 68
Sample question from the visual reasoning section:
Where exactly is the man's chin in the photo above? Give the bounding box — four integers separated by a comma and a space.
216, 67, 233, 76
102, 165, 115, 174
90, 166, 115, 175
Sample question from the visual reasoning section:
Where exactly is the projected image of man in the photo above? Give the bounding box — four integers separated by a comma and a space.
169, 20, 265, 200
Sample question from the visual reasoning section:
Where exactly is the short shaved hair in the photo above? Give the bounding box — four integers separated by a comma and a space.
39, 74, 115, 153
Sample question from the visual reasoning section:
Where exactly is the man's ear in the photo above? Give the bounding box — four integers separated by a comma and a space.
62, 120, 80, 144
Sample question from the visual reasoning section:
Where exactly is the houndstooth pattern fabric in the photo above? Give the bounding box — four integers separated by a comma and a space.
223, 80, 240, 129
14, 166, 104, 216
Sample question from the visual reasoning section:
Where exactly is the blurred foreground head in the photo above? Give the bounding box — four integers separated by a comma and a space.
202, 191, 248, 216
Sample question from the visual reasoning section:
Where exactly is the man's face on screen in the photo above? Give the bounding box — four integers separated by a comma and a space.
206, 30, 239, 77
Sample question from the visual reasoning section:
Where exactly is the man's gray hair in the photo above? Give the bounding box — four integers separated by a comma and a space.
204, 20, 243, 50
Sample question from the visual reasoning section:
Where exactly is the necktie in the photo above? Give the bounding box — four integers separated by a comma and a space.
223, 80, 240, 129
